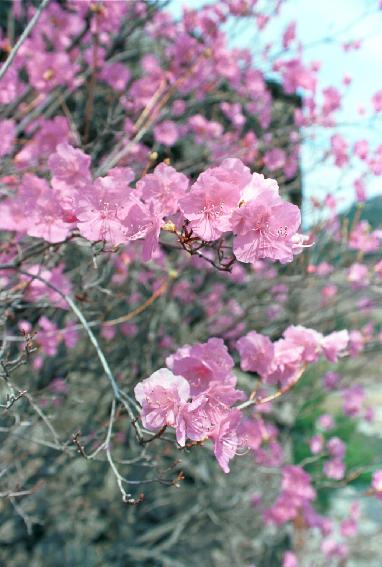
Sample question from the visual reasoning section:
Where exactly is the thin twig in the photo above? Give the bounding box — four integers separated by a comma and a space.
0, 0, 50, 82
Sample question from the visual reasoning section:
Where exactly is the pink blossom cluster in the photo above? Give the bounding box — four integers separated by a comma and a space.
263, 465, 316, 525
135, 338, 244, 473
180, 158, 305, 264
0, 147, 306, 266
134, 325, 351, 473
236, 325, 349, 387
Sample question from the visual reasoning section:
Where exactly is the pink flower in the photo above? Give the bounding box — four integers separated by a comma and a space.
48, 142, 91, 192
49, 377, 69, 395
0, 119, 16, 157
153, 120, 179, 146
265, 338, 304, 386
371, 470, 382, 499
263, 148, 286, 172
354, 178, 366, 202
284, 325, 323, 363
179, 158, 250, 241
331, 134, 348, 167
36, 316, 60, 357
240, 415, 270, 452
122, 200, 162, 260
276, 58, 317, 94
68, 166, 137, 248
236, 331, 274, 377
232, 191, 301, 264
166, 338, 235, 396
16, 174, 73, 243
321, 330, 349, 362
310, 434, 324, 454
239, 172, 279, 202
317, 414, 334, 431
16, 117, 72, 166
341, 515, 358, 538
372, 90, 382, 112
134, 368, 190, 431
264, 465, 315, 526
220, 102, 245, 128
353, 139, 369, 160
327, 437, 346, 459
137, 162, 189, 216
323, 371, 341, 390
99, 62, 131, 91
375, 259, 382, 277
282, 551, 298, 567
188, 114, 223, 143
22, 263, 72, 309
27, 51, 79, 93
323, 459, 345, 480
75, 179, 129, 246
342, 385, 364, 417
282, 21, 297, 49
349, 221, 380, 253
322, 87, 341, 115
175, 395, 212, 446
210, 409, 242, 473
321, 539, 348, 560
348, 262, 368, 288
282, 465, 316, 503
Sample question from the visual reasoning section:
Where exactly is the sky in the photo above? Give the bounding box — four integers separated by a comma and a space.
168, 0, 382, 219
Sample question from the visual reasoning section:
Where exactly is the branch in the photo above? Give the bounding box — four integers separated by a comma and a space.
0, 264, 141, 436
237, 367, 305, 411
0, 0, 50, 82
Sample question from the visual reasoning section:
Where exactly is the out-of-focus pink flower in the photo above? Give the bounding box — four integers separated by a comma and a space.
282, 551, 298, 567
331, 134, 348, 167
264, 465, 316, 526
341, 517, 358, 538
342, 385, 364, 417
321, 330, 349, 362
322, 87, 341, 115
347, 262, 369, 289
310, 434, 324, 454
349, 221, 380, 253
372, 470, 382, 499
321, 539, 348, 560
282, 21, 296, 49
153, 120, 179, 146
353, 139, 369, 160
354, 178, 367, 202
0, 119, 16, 157
317, 414, 334, 431
263, 148, 286, 172
327, 437, 346, 459
16, 117, 72, 166
99, 62, 131, 91
372, 90, 382, 112
348, 329, 365, 357
323, 371, 341, 390
323, 459, 345, 480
